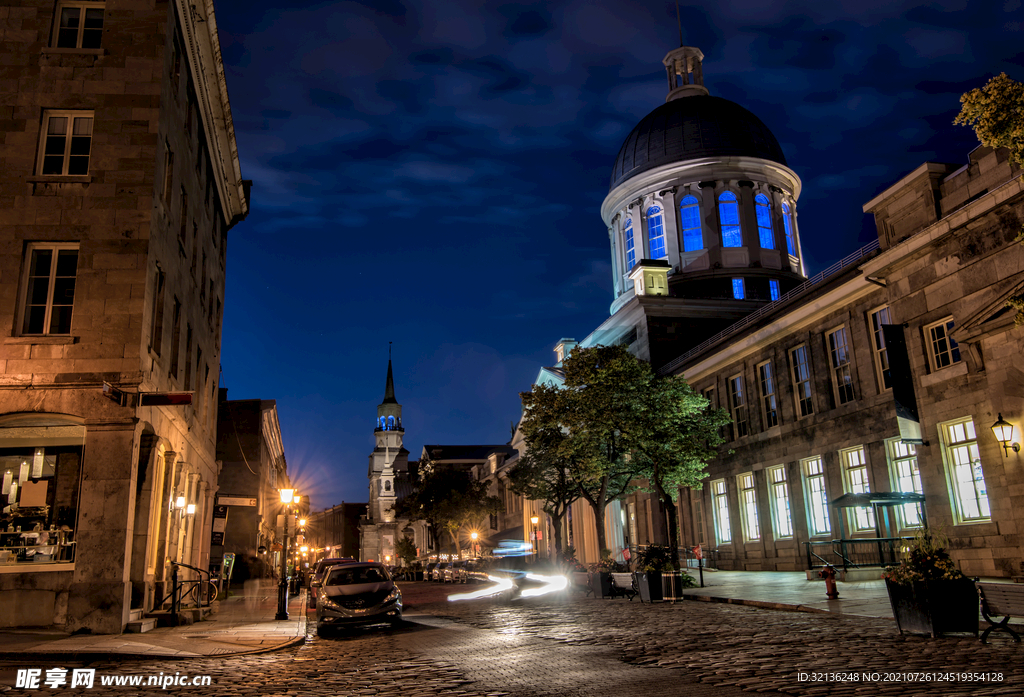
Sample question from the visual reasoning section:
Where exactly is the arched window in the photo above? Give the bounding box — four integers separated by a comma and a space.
732, 278, 745, 300
378, 416, 385, 429
782, 202, 797, 256
624, 218, 636, 271
387, 415, 395, 429
755, 194, 774, 250
679, 195, 702, 252
718, 191, 741, 247
647, 205, 666, 259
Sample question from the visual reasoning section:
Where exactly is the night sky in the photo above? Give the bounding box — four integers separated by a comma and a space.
210, 0, 1023, 511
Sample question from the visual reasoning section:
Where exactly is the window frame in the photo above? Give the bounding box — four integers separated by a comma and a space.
16, 242, 80, 337
938, 417, 991, 524
826, 325, 856, 405
754, 193, 775, 250
36, 110, 94, 177
711, 479, 731, 544
782, 201, 797, 256
646, 205, 666, 260
869, 305, 892, 392
769, 279, 780, 302
717, 191, 742, 248
885, 437, 924, 529
679, 195, 703, 252
728, 373, 748, 439
737, 472, 760, 542
924, 317, 962, 372
789, 344, 814, 418
757, 360, 779, 429
731, 277, 745, 300
52, 1, 105, 50
839, 445, 875, 532
767, 465, 793, 538
623, 217, 635, 272
802, 456, 831, 536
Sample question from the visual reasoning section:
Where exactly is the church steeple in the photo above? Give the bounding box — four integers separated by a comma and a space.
376, 345, 403, 432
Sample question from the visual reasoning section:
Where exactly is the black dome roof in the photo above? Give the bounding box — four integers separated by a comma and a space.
610, 95, 787, 191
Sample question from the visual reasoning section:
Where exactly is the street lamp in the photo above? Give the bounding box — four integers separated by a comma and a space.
470, 531, 478, 558
276, 488, 295, 621
530, 515, 539, 559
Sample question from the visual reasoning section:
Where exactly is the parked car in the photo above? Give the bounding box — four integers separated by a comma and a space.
423, 562, 440, 581
431, 562, 447, 582
444, 559, 469, 583
309, 557, 357, 592
315, 562, 402, 636
464, 558, 488, 583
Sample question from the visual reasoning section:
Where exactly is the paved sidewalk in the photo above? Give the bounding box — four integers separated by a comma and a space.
0, 586, 307, 660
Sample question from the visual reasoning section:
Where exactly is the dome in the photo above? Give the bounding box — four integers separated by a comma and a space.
610, 95, 787, 191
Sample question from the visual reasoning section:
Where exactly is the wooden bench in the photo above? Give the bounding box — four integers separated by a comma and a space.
977, 582, 1024, 643
609, 572, 638, 601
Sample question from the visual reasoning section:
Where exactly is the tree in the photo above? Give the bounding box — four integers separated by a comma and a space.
520, 345, 648, 557
633, 375, 731, 570
396, 461, 499, 555
395, 536, 417, 566
954, 72, 1024, 167
507, 409, 581, 560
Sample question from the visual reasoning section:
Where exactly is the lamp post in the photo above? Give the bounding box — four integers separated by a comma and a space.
470, 531, 478, 558
276, 488, 295, 621
530, 515, 539, 560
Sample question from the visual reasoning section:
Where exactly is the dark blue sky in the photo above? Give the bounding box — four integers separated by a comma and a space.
211, 0, 1024, 511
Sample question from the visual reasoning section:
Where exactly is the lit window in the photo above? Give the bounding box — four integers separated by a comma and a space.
54, 2, 104, 49
802, 456, 831, 536
782, 202, 797, 255
758, 361, 778, 428
737, 473, 760, 541
885, 438, 923, 528
769, 279, 780, 301
767, 466, 793, 538
680, 195, 702, 252
718, 191, 741, 247
925, 318, 961, 371
939, 418, 990, 523
840, 446, 874, 531
711, 479, 731, 544
755, 193, 774, 249
826, 326, 856, 405
869, 306, 892, 391
38, 111, 94, 176
647, 205, 666, 259
789, 345, 814, 418
732, 278, 744, 300
18, 243, 79, 336
624, 218, 635, 271
728, 374, 748, 439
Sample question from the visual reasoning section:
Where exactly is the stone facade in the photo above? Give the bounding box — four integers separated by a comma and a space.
0, 1, 247, 631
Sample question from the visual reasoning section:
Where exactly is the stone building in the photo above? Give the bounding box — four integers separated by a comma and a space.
515, 45, 1024, 578
213, 394, 289, 585
307, 501, 364, 562
0, 1, 248, 631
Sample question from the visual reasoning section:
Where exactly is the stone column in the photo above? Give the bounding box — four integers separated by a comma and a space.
151, 449, 176, 607
68, 418, 140, 634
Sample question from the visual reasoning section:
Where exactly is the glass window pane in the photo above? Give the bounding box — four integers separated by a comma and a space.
55, 250, 79, 276
57, 8, 81, 48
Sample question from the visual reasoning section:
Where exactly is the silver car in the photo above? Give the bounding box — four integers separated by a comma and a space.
315, 562, 402, 636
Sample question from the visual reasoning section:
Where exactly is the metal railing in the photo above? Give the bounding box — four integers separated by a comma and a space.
659, 239, 881, 375
804, 536, 915, 572
152, 561, 215, 613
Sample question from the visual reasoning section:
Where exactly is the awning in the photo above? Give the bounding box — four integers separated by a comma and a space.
831, 492, 925, 508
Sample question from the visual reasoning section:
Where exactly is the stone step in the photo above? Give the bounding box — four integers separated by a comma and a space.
128, 608, 145, 622
125, 617, 157, 633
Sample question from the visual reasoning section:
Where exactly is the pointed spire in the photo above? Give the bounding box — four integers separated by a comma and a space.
382, 358, 397, 404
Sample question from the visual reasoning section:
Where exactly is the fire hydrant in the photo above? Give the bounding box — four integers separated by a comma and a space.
818, 564, 839, 599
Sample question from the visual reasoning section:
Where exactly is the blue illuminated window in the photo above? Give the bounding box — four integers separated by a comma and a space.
647, 205, 666, 259
782, 202, 796, 255
718, 191, 741, 247
680, 195, 702, 252
624, 218, 635, 271
732, 278, 744, 299
755, 194, 774, 250
769, 279, 780, 301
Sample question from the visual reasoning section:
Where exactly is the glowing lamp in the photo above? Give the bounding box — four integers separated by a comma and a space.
992, 414, 1020, 457
279, 488, 295, 504
175, 496, 186, 509
186, 503, 196, 515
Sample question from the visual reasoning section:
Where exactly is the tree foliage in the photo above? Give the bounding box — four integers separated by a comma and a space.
954, 72, 1024, 168
396, 460, 500, 555
395, 536, 417, 566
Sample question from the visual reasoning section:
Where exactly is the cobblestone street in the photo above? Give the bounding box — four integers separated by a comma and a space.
2, 587, 1022, 696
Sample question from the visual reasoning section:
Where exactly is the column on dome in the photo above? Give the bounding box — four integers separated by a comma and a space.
659, 188, 680, 272
609, 225, 623, 299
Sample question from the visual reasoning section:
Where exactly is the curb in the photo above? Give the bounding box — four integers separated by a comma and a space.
681, 594, 830, 614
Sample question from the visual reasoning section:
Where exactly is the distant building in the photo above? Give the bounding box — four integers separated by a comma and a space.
214, 394, 290, 585
0, 1, 248, 631
308, 502, 364, 562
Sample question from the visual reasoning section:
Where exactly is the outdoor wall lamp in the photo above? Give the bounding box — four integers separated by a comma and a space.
991, 414, 1020, 457
186, 503, 196, 515
175, 496, 186, 509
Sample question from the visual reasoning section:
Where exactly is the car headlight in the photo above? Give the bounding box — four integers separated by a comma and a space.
385, 587, 400, 603
320, 595, 342, 611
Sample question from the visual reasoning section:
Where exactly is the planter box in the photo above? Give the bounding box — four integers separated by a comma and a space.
885, 578, 979, 638
594, 571, 614, 599
635, 571, 664, 603
662, 571, 687, 602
